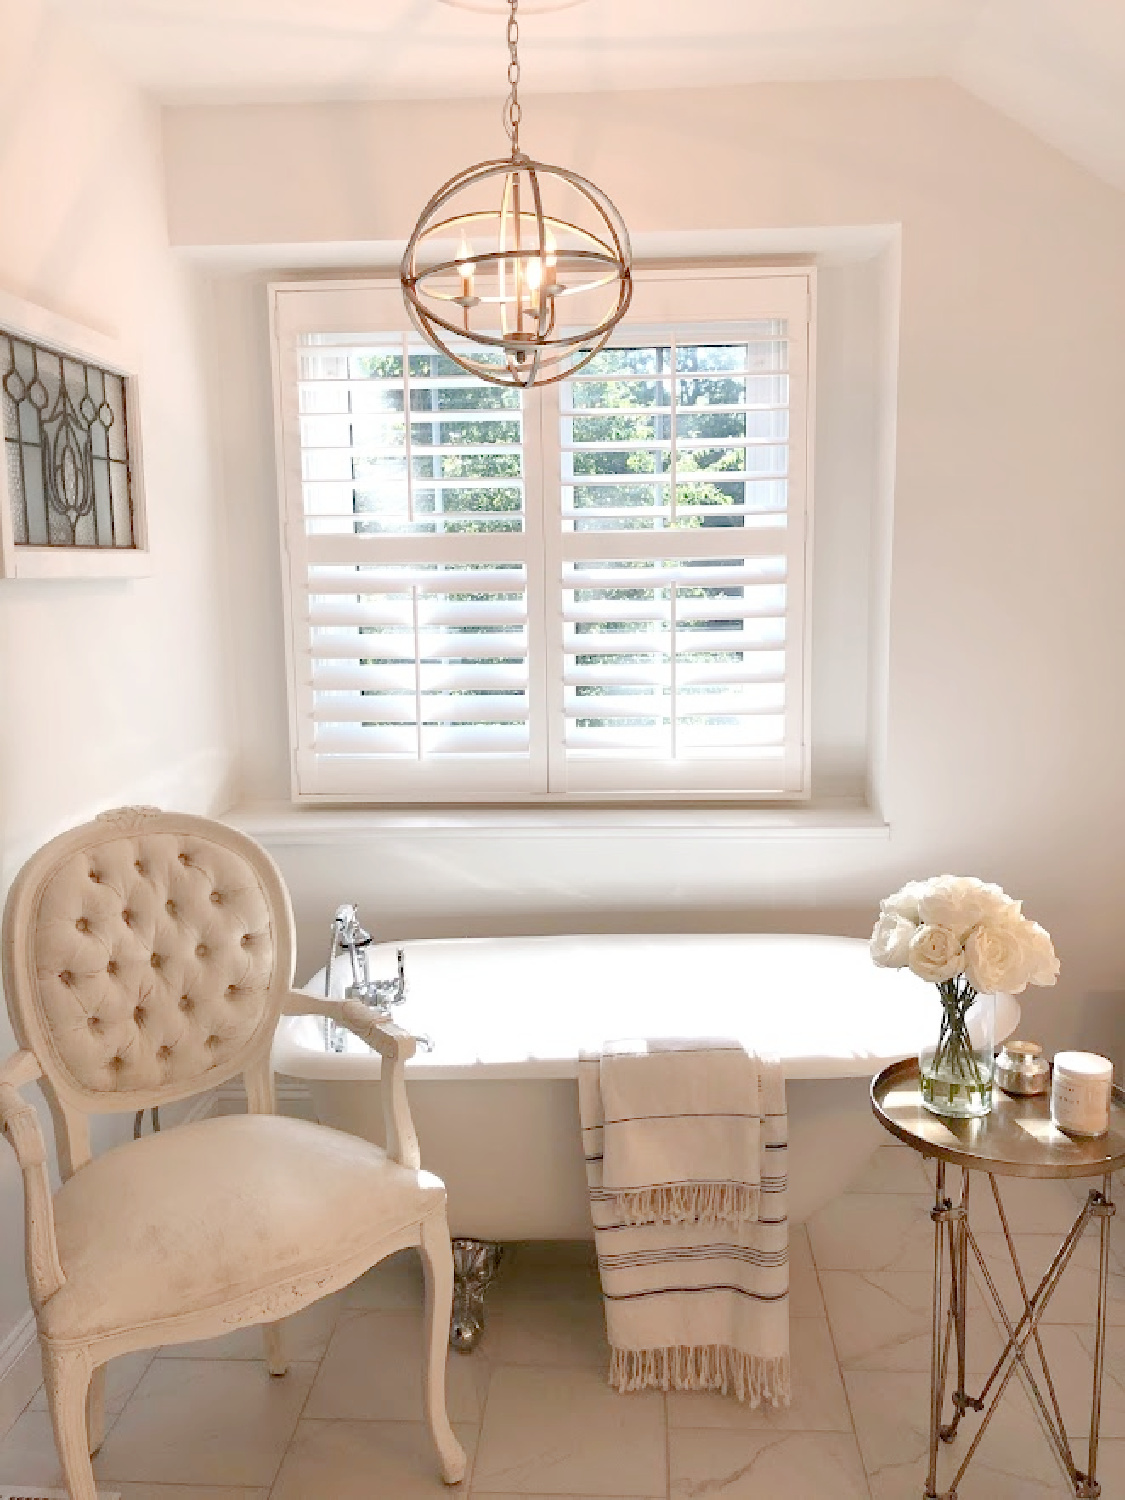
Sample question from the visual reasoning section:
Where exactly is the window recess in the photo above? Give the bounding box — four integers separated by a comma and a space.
271, 270, 813, 803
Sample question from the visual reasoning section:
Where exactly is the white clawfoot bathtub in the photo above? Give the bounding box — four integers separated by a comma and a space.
273, 934, 1018, 1236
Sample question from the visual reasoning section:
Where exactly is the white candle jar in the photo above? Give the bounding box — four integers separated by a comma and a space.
1051, 1052, 1113, 1138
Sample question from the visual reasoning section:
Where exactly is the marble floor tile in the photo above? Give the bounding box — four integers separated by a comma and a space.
1031, 1323, 1125, 1440
788, 1225, 825, 1318
669, 1428, 870, 1499
846, 1144, 932, 1197
93, 1357, 316, 1487
0, 1408, 67, 1486
845, 1366, 1073, 1499
806, 1192, 934, 1273
822, 1269, 1000, 1375
667, 1318, 850, 1432
487, 1295, 609, 1370
490, 1242, 602, 1307
968, 1175, 1090, 1237
270, 1419, 478, 1499
30, 1350, 156, 1417
342, 1248, 426, 1310
969, 1228, 1125, 1328
304, 1309, 490, 1422
471, 1365, 666, 1496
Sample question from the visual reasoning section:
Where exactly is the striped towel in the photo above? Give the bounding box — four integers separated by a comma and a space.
580, 1039, 790, 1405
599, 1037, 762, 1226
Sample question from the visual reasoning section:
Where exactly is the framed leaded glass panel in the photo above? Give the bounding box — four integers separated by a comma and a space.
0, 289, 148, 579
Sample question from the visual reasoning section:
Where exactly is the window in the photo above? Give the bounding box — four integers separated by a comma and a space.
0, 288, 147, 580
270, 269, 813, 802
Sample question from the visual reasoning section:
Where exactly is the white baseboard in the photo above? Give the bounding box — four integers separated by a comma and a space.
0, 1088, 220, 1441
0, 1312, 40, 1443
215, 1079, 313, 1116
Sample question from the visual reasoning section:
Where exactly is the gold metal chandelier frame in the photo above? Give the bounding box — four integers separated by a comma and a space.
400, 0, 632, 389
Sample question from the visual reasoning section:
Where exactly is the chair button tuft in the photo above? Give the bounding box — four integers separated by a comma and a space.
134, 1006, 146, 1025
76, 917, 89, 933
87, 1016, 100, 1031
122, 910, 132, 926
59, 970, 73, 985
89, 870, 100, 883
195, 943, 208, 959
150, 953, 162, 969
180, 995, 194, 1013
157, 1044, 172, 1060
210, 891, 223, 905
106, 960, 118, 976
166, 899, 176, 916
134, 860, 146, 875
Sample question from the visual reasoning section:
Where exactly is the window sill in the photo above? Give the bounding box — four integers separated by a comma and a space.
223, 800, 890, 845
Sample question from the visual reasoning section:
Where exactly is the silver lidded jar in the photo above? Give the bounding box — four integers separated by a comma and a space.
994, 1039, 1051, 1097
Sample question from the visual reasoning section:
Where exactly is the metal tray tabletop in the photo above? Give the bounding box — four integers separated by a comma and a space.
871, 1057, 1125, 1179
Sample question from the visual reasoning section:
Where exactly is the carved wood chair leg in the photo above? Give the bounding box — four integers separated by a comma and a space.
419, 1212, 467, 1485
263, 1320, 289, 1377
43, 1343, 97, 1500
86, 1363, 107, 1455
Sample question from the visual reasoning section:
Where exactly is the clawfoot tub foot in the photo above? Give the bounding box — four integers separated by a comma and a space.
450, 1239, 503, 1352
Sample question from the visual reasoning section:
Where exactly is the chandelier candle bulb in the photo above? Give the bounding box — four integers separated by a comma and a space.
455, 242, 479, 308
1051, 1052, 1114, 1138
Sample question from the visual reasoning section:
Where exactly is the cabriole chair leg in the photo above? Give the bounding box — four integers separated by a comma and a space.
86, 1363, 106, 1455
43, 1344, 97, 1500
263, 1320, 289, 1377
420, 1212, 468, 1485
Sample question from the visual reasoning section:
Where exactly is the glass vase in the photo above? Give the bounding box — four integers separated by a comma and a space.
919, 983, 995, 1118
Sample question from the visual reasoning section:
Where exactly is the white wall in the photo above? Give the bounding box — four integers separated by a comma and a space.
162, 81, 1125, 1064
0, 0, 235, 1389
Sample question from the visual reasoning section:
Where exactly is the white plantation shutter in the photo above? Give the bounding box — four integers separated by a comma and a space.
272, 272, 811, 802
273, 283, 544, 799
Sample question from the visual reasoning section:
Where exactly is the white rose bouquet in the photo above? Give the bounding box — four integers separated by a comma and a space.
871, 875, 1059, 1114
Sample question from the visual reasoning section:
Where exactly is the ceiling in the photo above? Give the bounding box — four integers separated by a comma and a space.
46, 0, 1125, 191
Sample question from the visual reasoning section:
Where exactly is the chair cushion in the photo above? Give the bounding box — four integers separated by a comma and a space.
41, 1113, 445, 1342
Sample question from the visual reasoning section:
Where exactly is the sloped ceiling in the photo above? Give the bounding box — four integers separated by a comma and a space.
45, 0, 1125, 192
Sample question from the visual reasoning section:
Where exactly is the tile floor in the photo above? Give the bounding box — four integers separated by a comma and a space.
3, 1143, 1125, 1498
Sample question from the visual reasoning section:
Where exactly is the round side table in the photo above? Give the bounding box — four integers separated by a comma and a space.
871, 1058, 1125, 1500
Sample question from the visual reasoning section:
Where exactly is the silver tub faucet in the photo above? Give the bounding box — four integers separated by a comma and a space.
323, 905, 412, 1053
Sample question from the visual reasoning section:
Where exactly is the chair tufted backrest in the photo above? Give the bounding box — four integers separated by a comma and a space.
2, 808, 296, 1115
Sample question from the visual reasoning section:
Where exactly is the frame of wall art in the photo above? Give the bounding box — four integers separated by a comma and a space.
0, 287, 149, 580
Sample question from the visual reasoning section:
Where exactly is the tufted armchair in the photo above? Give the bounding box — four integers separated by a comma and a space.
0, 807, 466, 1499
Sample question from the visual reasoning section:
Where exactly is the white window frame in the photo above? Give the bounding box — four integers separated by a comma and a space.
270, 266, 815, 804
0, 288, 149, 580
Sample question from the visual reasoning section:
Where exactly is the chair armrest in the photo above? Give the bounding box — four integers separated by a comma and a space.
283, 993, 421, 1170
0, 1051, 65, 1307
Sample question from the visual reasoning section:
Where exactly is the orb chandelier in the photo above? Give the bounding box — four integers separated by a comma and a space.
401, 0, 632, 389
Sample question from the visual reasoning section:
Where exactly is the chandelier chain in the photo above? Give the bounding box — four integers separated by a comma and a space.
504, 0, 521, 152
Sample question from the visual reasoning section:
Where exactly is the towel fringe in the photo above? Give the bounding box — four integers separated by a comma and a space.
609, 1344, 791, 1407
613, 1181, 760, 1228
